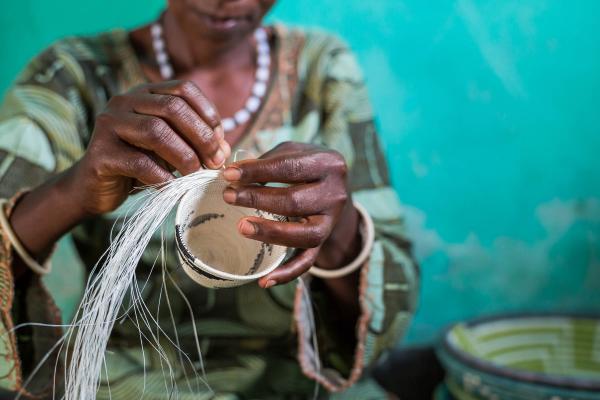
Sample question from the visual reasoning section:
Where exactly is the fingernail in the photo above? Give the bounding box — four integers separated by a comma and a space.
212, 149, 225, 167
223, 167, 241, 181
223, 188, 237, 204
264, 280, 277, 289
238, 219, 257, 236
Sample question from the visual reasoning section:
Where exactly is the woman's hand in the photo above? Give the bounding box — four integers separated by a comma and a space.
8, 80, 231, 276
222, 141, 361, 288
69, 80, 231, 216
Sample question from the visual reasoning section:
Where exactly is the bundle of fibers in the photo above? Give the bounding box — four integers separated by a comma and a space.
62, 169, 222, 399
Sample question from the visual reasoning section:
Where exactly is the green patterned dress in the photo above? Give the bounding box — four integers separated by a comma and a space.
0, 24, 419, 399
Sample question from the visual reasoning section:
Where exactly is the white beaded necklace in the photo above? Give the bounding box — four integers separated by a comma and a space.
150, 23, 271, 132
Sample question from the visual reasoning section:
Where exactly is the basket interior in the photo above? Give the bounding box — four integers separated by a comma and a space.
447, 316, 600, 380
177, 178, 287, 278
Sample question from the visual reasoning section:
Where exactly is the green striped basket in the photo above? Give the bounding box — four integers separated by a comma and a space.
436, 314, 600, 400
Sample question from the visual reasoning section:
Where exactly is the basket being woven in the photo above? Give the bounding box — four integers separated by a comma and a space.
175, 174, 288, 288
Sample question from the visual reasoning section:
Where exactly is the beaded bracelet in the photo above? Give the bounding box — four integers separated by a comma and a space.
309, 202, 375, 279
0, 198, 52, 275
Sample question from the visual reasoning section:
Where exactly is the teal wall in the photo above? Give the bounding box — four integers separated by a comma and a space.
2, 1, 599, 343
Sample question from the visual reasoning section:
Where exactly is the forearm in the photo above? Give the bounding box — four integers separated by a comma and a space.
315, 199, 362, 336
9, 167, 87, 278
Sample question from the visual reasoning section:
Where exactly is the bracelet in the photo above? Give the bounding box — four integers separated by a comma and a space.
0, 198, 52, 275
309, 201, 375, 279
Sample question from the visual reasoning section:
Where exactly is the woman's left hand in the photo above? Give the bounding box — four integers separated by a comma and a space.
222, 141, 359, 288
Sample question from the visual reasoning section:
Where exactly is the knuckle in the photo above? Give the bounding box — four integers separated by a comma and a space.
201, 102, 219, 125
194, 94, 215, 113
179, 80, 198, 97
311, 223, 329, 245
333, 189, 348, 205
288, 190, 304, 213
128, 155, 163, 182
145, 118, 170, 143
162, 96, 186, 116
336, 159, 348, 177
283, 158, 306, 180
236, 189, 254, 208
324, 150, 348, 175
145, 162, 163, 178
325, 189, 348, 211
127, 154, 149, 172
87, 157, 106, 180
246, 189, 260, 208
142, 116, 160, 132
180, 150, 200, 171
196, 124, 216, 146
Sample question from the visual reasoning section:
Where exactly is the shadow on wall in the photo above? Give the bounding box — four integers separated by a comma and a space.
2, 0, 600, 343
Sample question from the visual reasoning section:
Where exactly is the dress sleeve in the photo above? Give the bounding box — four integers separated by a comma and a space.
292, 33, 420, 392
0, 40, 91, 397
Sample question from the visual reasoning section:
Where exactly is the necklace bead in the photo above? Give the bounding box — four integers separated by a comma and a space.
245, 96, 261, 113
257, 53, 270, 67
252, 81, 267, 97
160, 65, 173, 80
256, 67, 269, 82
234, 109, 251, 125
221, 118, 236, 132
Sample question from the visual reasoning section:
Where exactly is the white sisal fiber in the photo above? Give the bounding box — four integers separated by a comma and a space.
13, 165, 322, 399
63, 169, 221, 400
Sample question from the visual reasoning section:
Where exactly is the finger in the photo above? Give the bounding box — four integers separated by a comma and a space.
131, 93, 228, 168
237, 215, 332, 248
223, 183, 335, 216
150, 81, 231, 157
106, 145, 175, 186
148, 81, 231, 168
223, 152, 335, 184
258, 247, 320, 288
147, 80, 220, 129
109, 112, 202, 175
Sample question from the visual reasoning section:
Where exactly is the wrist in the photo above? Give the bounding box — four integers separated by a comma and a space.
9, 167, 89, 258
56, 163, 95, 220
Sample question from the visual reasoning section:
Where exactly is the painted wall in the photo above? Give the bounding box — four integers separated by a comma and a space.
1, 0, 599, 343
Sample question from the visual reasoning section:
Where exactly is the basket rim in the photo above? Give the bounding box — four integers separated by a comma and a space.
439, 312, 600, 392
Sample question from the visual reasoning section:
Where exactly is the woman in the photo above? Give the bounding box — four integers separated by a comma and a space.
0, 0, 418, 398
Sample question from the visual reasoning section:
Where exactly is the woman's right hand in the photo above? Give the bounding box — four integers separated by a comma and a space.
7, 79, 229, 273
69, 80, 230, 216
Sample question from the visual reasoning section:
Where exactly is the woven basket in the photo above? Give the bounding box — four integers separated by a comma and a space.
175, 176, 288, 288
437, 314, 600, 400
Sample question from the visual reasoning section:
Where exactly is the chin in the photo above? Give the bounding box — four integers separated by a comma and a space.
169, 0, 271, 43
186, 10, 259, 41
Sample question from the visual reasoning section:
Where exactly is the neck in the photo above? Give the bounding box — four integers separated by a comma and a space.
163, 10, 255, 73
